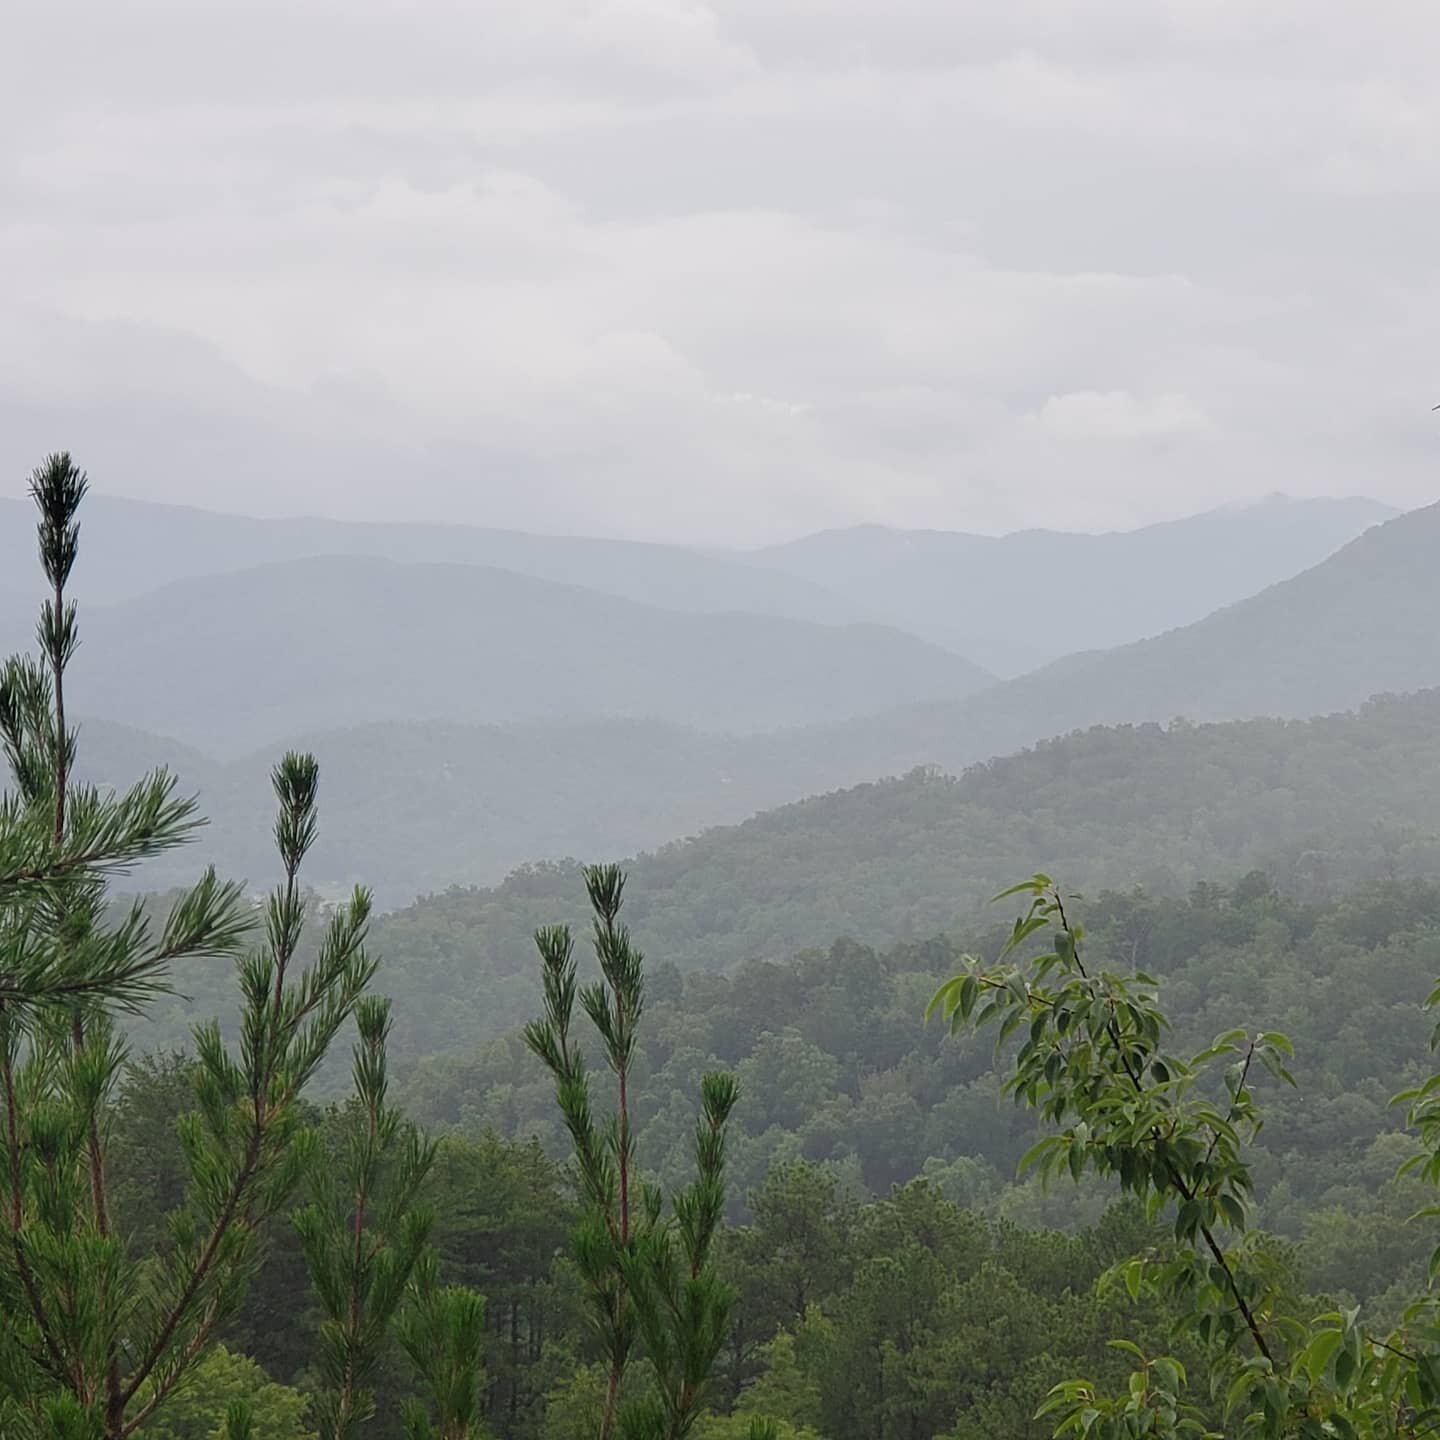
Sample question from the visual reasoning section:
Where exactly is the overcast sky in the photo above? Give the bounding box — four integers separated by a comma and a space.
3, 1, 1439, 544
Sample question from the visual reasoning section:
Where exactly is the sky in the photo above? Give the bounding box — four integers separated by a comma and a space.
3, 0, 1440, 545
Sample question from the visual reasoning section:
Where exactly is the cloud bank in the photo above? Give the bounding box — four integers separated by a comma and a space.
4, 0, 1438, 542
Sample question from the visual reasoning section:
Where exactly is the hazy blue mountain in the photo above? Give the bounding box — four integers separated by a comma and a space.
745, 494, 1396, 673
0, 493, 1392, 672
18, 556, 992, 755
815, 497, 1440, 774
0, 492, 857, 624
49, 500, 1440, 906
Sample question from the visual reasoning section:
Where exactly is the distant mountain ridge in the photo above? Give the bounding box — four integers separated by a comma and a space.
815, 496, 1440, 774
3, 555, 993, 755
53, 499, 1440, 905
0, 493, 858, 625
0, 491, 1394, 673
746, 494, 1397, 673
68, 714, 873, 906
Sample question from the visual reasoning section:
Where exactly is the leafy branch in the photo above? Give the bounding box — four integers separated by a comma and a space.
926, 874, 1440, 1439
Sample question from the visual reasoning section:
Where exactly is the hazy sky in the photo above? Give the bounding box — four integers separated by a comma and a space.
4, 1, 1440, 544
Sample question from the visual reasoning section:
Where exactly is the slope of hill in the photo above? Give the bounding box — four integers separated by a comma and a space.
808, 497, 1440, 773
30, 557, 992, 754
267, 688, 1440, 1064
0, 493, 859, 624
747, 495, 1396, 673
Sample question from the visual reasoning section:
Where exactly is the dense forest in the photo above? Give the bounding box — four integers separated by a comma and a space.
12, 458, 1440, 1440
78, 864, 1440, 1439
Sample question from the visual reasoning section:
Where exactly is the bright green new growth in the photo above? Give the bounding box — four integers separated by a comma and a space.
0, 454, 376, 1440
931, 874, 1440, 1440
525, 864, 741, 1440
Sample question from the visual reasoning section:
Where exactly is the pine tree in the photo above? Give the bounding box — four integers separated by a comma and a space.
0, 454, 244, 1011
525, 864, 741, 1440
396, 1251, 489, 1440
294, 995, 438, 1440
0, 453, 376, 1439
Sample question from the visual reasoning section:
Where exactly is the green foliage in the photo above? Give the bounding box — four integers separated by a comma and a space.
395, 1251, 488, 1440
934, 874, 1440, 1439
0, 456, 249, 1016
688, 1415, 810, 1440
526, 866, 741, 1440
393, 876, 1440, 1293
133, 1345, 313, 1440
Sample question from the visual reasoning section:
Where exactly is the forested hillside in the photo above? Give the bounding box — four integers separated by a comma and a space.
116, 689, 1440, 1066
105, 872, 1440, 1440
395, 873, 1440, 1291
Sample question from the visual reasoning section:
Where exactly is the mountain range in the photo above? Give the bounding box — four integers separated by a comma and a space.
747, 494, 1396, 673
816, 496, 1440, 774
1, 557, 993, 755
54, 496, 1440, 903
1, 492, 1393, 679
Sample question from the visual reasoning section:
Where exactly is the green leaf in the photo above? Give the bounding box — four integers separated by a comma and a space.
992, 879, 1046, 903
1017, 1137, 1061, 1177
1303, 1329, 1343, 1382
1106, 1339, 1145, 1361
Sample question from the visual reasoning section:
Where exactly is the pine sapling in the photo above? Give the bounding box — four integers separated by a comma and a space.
0, 453, 380, 1439
396, 1252, 488, 1440
294, 994, 437, 1440
525, 865, 741, 1440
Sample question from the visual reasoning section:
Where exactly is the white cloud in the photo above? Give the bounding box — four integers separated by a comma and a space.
2, 0, 1439, 542
1035, 391, 1210, 441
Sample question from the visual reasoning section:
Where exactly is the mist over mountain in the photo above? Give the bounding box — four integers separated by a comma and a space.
51, 498, 1440, 905
0, 493, 857, 623
0, 493, 1392, 676
817, 498, 1440, 774
70, 715, 880, 906
748, 494, 1396, 674
8, 556, 992, 755
42, 501, 1440, 904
